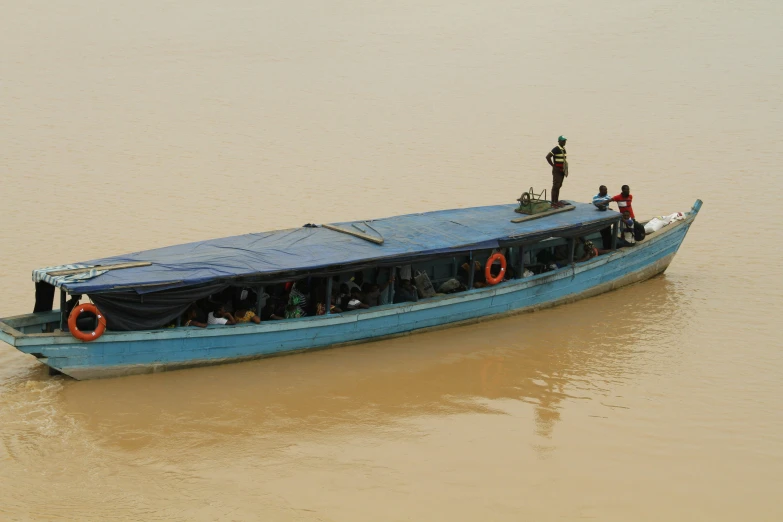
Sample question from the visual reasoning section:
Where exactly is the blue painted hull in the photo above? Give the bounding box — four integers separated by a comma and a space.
1, 205, 699, 380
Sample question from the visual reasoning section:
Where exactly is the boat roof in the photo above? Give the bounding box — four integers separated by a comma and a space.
35, 202, 619, 294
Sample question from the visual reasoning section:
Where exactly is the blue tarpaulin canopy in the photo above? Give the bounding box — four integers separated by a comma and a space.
37, 203, 619, 294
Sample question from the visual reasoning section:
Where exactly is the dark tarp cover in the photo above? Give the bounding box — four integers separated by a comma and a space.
91, 283, 228, 331
40, 203, 619, 295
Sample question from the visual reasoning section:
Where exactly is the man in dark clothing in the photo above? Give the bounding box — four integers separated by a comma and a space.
393, 279, 419, 303
545, 135, 568, 207
346, 288, 371, 310
617, 211, 637, 248
337, 283, 352, 310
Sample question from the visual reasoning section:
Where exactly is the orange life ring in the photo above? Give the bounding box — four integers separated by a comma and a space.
68, 303, 107, 342
485, 253, 507, 285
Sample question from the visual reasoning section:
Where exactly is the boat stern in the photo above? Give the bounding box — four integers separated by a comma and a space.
0, 311, 62, 346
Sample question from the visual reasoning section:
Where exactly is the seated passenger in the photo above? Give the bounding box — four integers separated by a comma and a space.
284, 302, 305, 319
553, 244, 570, 264
337, 283, 352, 310
234, 309, 261, 324
183, 305, 207, 328
285, 287, 307, 319
458, 261, 486, 288
393, 279, 419, 303
260, 300, 285, 321
328, 287, 343, 314
346, 288, 371, 310
576, 238, 600, 262
208, 305, 236, 325
534, 249, 558, 272
617, 212, 637, 248
290, 281, 309, 309
364, 278, 393, 306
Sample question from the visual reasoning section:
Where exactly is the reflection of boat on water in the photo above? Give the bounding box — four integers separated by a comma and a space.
52, 276, 689, 449
0, 200, 702, 380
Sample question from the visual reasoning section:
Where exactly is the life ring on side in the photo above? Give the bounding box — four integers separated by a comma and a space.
485, 253, 507, 286
68, 303, 107, 342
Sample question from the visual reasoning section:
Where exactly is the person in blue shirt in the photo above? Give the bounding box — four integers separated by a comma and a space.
592, 185, 613, 210
592, 185, 614, 249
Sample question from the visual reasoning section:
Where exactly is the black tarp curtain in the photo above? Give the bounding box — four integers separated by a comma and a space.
90, 283, 228, 331
34, 282, 56, 313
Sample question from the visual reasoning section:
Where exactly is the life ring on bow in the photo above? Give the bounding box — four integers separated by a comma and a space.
485, 253, 507, 285
68, 303, 107, 342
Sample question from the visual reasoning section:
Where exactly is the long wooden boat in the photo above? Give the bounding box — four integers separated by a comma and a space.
0, 199, 702, 380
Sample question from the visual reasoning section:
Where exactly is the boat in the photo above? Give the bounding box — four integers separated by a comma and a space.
0, 199, 703, 380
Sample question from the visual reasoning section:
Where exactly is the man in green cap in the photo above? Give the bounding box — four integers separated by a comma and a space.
545, 136, 568, 208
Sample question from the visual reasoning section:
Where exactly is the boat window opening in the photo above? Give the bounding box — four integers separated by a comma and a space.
33, 282, 57, 314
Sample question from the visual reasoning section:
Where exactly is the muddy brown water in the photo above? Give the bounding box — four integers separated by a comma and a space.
1, 0, 781, 520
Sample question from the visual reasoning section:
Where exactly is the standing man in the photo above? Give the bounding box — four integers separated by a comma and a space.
593, 185, 614, 249
612, 185, 646, 241
545, 136, 568, 208
592, 185, 612, 210
611, 185, 634, 218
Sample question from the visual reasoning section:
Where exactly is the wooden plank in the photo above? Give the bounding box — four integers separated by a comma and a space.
46, 261, 152, 277
321, 224, 384, 245
510, 204, 575, 223
0, 321, 23, 340
1, 310, 60, 328
107, 280, 183, 291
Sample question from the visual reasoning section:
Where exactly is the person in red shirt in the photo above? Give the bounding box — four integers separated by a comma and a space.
611, 185, 634, 219
612, 186, 647, 241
